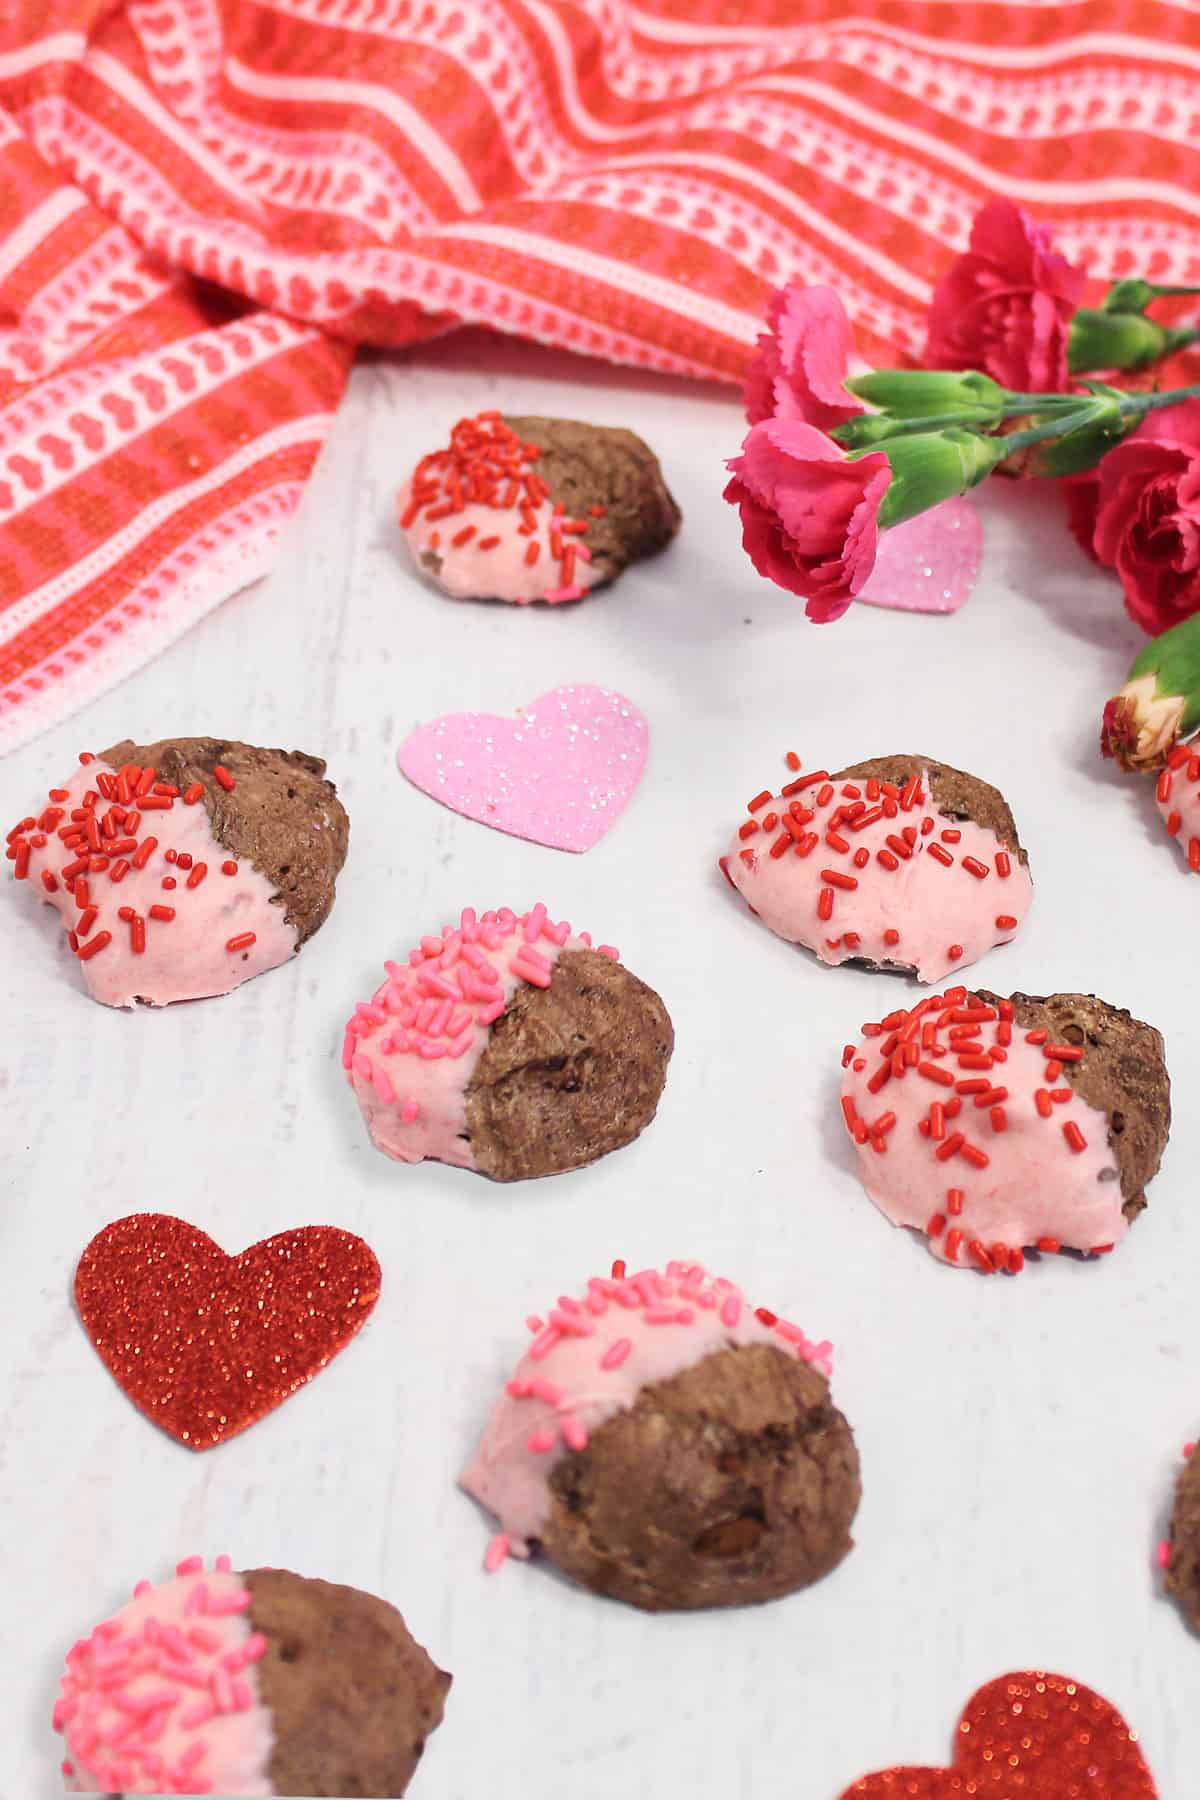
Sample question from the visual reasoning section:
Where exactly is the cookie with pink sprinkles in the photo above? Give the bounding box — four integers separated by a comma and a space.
6, 736, 348, 1008
53, 1557, 449, 1796
840, 986, 1170, 1274
397, 412, 681, 605
461, 1259, 860, 1611
721, 751, 1033, 983
344, 904, 674, 1180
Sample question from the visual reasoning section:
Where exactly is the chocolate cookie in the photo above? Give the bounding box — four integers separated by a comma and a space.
100, 736, 348, 943
54, 1556, 449, 1796
841, 986, 1169, 1272
397, 411, 680, 605
1166, 1445, 1200, 1632
244, 1568, 450, 1797
344, 903, 673, 1181
461, 1259, 859, 1611
721, 750, 1033, 983
7, 736, 348, 1007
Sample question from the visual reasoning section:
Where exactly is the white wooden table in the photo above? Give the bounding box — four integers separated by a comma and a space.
2, 328, 1194, 1798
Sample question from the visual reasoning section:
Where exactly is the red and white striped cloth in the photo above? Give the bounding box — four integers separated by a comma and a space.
1, 0, 1197, 750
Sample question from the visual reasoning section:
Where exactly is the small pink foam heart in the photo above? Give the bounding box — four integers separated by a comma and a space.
396, 684, 648, 853
856, 496, 982, 614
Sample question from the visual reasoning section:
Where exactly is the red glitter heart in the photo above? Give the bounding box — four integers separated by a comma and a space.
75, 1213, 381, 1449
839, 1671, 1157, 1797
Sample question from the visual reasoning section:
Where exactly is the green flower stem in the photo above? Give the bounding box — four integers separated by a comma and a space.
997, 381, 1200, 456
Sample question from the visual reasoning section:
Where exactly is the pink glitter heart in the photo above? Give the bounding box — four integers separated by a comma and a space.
396, 684, 648, 853
856, 497, 982, 614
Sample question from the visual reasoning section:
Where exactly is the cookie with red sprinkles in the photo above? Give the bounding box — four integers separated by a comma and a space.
1164, 1440, 1200, 1632
6, 736, 348, 1008
397, 412, 681, 605
345, 903, 673, 1180
461, 1259, 859, 1611
1156, 739, 1200, 872
840, 987, 1170, 1273
721, 751, 1032, 982
54, 1557, 449, 1796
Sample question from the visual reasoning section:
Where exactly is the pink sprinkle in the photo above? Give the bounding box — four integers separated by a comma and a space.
562, 1417, 589, 1451
720, 1295, 742, 1327
174, 1557, 204, 1577
506, 1378, 532, 1398
417, 1039, 448, 1059
529, 1378, 564, 1404
600, 1337, 633, 1370
352, 1051, 373, 1079
598, 944, 619, 959
374, 1068, 397, 1105
525, 1316, 544, 1333
401, 1098, 421, 1123
210, 1667, 235, 1712
188, 1627, 220, 1652
133, 1581, 152, 1598
523, 902, 548, 942
529, 1326, 562, 1361
241, 1632, 268, 1665
548, 1308, 594, 1336
232, 1678, 254, 1711
526, 1428, 557, 1453
1156, 1539, 1173, 1569
184, 1582, 209, 1617
1186, 1442, 1196, 1458
485, 1534, 510, 1573
179, 1701, 216, 1729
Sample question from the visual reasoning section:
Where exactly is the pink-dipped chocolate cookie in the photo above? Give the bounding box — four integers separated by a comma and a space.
461, 1259, 859, 1611
1157, 740, 1200, 870
6, 739, 347, 1008
721, 751, 1033, 983
840, 986, 1170, 1273
344, 903, 673, 1181
397, 413, 680, 606
53, 1557, 449, 1797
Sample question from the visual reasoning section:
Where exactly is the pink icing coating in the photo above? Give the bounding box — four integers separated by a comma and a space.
9, 762, 297, 1007
398, 486, 599, 605
460, 1260, 834, 1558
1157, 748, 1200, 870
724, 763, 1032, 983
55, 1557, 274, 1796
840, 991, 1125, 1270
345, 904, 618, 1171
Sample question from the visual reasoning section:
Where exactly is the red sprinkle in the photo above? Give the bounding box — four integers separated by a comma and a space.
149, 905, 176, 922
226, 932, 257, 952
186, 863, 208, 890
946, 944, 963, 962
1063, 1121, 1088, 1154
77, 930, 112, 961
995, 851, 1012, 878
183, 783, 204, 805
221, 860, 238, 876
926, 843, 954, 867
213, 765, 236, 792
747, 790, 772, 813
962, 856, 989, 879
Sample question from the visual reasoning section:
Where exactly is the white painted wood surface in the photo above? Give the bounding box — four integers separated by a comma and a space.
2, 329, 1194, 1798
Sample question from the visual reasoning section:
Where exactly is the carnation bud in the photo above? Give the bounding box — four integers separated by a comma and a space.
1101, 613, 1200, 770
867, 429, 1009, 530
1068, 306, 1193, 375
843, 370, 1005, 417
